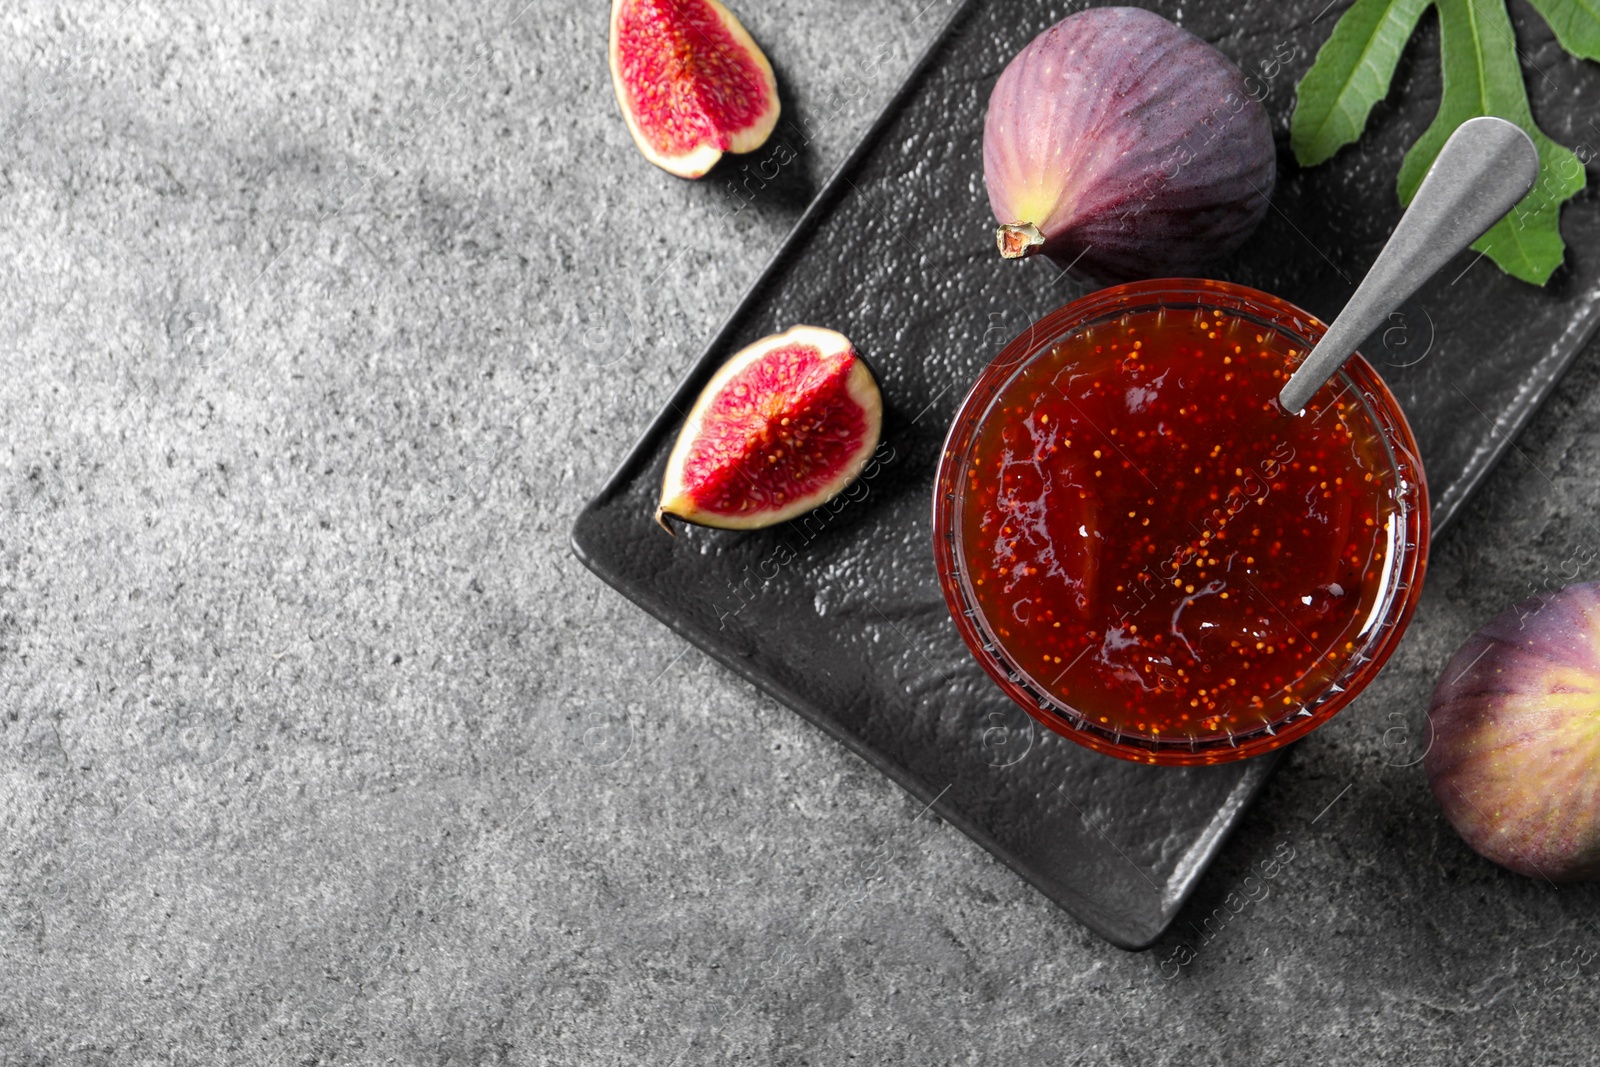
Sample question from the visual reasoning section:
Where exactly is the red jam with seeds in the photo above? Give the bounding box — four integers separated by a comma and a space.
935, 282, 1428, 765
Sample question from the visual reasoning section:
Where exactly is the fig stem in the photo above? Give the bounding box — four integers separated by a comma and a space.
653, 507, 679, 537
996, 222, 1046, 260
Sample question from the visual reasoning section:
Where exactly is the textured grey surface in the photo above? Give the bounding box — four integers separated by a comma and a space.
3, 0, 1600, 1064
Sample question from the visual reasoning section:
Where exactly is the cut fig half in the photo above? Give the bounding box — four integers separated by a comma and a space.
657, 326, 883, 533
608, 0, 781, 180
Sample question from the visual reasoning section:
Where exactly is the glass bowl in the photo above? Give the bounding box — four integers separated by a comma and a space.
932, 279, 1429, 765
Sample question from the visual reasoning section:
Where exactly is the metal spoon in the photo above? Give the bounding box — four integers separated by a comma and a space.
1277, 116, 1541, 415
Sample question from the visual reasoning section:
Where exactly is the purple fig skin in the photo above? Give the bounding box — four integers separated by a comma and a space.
983, 7, 1276, 284
1425, 582, 1600, 882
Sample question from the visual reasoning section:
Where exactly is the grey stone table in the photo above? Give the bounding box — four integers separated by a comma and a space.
3, 1, 1599, 1063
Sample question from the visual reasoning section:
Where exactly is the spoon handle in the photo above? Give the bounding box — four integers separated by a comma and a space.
1278, 116, 1541, 415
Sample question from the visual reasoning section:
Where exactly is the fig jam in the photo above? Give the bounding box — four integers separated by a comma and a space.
958, 304, 1403, 747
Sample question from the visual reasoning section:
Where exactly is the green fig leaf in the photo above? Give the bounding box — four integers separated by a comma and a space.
1291, 0, 1432, 167
1524, 0, 1600, 60
1396, 0, 1585, 286
1293, 0, 1595, 285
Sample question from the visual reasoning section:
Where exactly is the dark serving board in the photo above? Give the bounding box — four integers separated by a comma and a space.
572, 0, 1600, 947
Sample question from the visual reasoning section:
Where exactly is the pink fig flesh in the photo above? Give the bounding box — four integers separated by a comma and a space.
1425, 582, 1600, 881
608, 0, 780, 179
983, 6, 1276, 283
657, 326, 883, 532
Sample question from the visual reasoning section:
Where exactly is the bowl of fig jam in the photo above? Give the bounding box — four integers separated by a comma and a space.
934, 279, 1428, 765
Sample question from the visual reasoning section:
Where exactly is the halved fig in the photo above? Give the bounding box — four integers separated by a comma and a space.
608, 0, 781, 180
657, 326, 883, 532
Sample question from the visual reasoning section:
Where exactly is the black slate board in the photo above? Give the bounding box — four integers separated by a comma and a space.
572, 0, 1600, 947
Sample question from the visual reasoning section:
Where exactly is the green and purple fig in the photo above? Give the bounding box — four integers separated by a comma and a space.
1425, 582, 1600, 881
983, 7, 1276, 283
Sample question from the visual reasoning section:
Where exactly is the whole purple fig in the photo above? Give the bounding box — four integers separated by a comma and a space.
983, 7, 1276, 283
1425, 582, 1600, 881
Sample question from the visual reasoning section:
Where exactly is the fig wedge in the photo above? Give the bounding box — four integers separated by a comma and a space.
609, 0, 781, 179
657, 326, 883, 532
